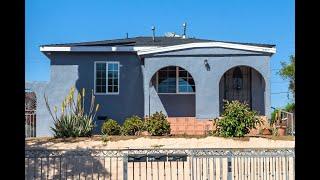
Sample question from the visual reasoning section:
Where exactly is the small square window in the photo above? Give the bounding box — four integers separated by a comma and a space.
108, 72, 113, 79
179, 86, 188, 92
108, 64, 114, 71
113, 63, 119, 70
108, 86, 113, 92
113, 86, 118, 92
179, 71, 187, 78
114, 79, 118, 85
108, 79, 113, 85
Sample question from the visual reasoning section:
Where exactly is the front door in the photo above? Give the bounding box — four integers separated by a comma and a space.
222, 66, 252, 111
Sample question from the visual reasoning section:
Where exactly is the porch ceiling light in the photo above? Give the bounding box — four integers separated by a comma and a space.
204, 59, 210, 71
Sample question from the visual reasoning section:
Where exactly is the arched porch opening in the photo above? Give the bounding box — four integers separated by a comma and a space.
219, 66, 266, 115
150, 66, 196, 117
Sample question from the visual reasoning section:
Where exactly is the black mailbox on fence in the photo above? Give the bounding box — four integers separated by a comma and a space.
127, 154, 187, 162
128, 154, 147, 162
167, 154, 187, 161
147, 154, 167, 162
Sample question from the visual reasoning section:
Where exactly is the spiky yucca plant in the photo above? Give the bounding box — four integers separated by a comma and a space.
44, 87, 99, 138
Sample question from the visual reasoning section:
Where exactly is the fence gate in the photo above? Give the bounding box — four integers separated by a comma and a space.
25, 90, 36, 138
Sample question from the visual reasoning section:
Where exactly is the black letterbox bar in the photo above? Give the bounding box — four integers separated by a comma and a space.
128, 154, 147, 162
148, 154, 167, 162
167, 154, 187, 161
127, 154, 187, 162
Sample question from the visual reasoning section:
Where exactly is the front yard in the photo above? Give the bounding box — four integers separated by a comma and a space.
26, 135, 294, 150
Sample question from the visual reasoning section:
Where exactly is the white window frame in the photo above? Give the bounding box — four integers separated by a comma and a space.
156, 67, 195, 95
94, 61, 120, 95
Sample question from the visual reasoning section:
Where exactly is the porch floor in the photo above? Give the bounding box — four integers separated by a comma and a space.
167, 116, 269, 135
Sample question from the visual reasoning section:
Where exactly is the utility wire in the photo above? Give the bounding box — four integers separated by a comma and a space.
271, 92, 290, 94
271, 81, 289, 83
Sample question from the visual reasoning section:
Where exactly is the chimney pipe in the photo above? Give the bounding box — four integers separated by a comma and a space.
182, 22, 187, 38
126, 33, 128, 39
151, 26, 155, 42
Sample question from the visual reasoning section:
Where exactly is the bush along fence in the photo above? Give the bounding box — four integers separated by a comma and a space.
25, 148, 295, 180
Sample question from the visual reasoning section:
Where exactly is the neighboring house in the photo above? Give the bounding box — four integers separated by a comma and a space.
25, 91, 36, 110
26, 36, 276, 136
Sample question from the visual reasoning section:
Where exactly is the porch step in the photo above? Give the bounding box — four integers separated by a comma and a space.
168, 117, 214, 135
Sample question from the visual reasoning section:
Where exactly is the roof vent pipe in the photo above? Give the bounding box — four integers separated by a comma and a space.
151, 26, 155, 42
182, 22, 187, 39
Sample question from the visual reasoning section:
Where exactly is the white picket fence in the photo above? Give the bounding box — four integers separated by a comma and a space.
25, 148, 294, 180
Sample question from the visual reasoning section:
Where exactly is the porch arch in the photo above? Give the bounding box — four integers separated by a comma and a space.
219, 65, 266, 115
148, 65, 196, 117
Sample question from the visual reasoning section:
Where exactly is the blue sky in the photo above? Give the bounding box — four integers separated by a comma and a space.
26, 0, 295, 108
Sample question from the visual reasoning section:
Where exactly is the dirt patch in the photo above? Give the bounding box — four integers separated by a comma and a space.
25, 135, 294, 150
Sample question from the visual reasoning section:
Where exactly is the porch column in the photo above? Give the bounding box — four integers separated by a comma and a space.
265, 71, 271, 118
142, 65, 150, 118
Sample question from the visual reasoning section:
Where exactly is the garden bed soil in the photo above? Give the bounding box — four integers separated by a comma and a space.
26, 135, 294, 150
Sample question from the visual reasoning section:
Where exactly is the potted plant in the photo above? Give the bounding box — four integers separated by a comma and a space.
276, 125, 287, 136
261, 128, 272, 135
274, 110, 287, 136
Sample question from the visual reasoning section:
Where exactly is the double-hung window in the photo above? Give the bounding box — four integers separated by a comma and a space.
95, 62, 119, 94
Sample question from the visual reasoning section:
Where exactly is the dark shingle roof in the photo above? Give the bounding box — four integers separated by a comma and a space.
41, 36, 275, 48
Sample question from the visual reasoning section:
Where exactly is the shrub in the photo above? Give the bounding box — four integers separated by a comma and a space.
101, 119, 121, 135
121, 115, 145, 135
284, 102, 295, 112
145, 111, 171, 136
215, 100, 262, 137
44, 87, 98, 138
102, 134, 110, 144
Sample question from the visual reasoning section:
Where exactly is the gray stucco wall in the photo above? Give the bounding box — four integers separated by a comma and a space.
146, 93, 195, 117
251, 69, 266, 114
27, 52, 144, 136
143, 47, 271, 120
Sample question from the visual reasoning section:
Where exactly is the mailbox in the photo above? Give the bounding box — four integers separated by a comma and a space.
128, 154, 147, 162
167, 154, 187, 161
147, 154, 167, 162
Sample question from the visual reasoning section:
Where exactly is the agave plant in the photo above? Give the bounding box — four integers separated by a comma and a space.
44, 87, 100, 138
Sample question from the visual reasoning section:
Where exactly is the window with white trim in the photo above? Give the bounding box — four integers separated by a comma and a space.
95, 62, 119, 94
156, 67, 195, 94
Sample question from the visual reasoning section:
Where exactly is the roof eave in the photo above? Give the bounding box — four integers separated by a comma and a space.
137, 42, 276, 56
39, 42, 276, 55
39, 46, 159, 52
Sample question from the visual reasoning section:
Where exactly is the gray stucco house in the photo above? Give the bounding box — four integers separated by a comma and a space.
26, 36, 276, 136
